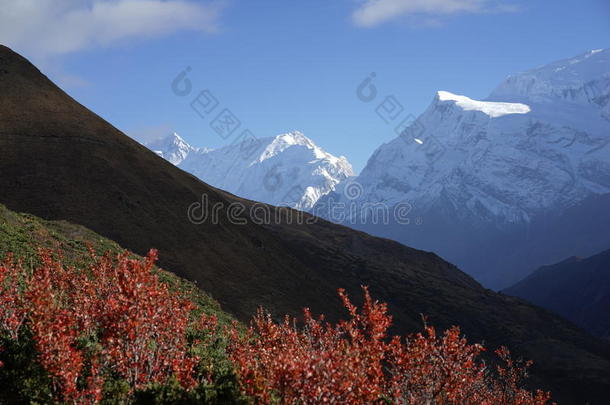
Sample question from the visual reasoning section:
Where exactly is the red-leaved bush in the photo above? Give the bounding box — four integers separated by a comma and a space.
0, 254, 27, 342
0, 249, 217, 403
0, 250, 553, 404
228, 287, 553, 405
0, 254, 28, 369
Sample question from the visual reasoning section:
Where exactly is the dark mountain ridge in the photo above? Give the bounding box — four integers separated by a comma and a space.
505, 249, 610, 339
1, 45, 610, 403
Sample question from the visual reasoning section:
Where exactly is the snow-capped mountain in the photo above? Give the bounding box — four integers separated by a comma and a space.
315, 48, 610, 288
146, 132, 200, 165
147, 131, 354, 210
490, 48, 610, 107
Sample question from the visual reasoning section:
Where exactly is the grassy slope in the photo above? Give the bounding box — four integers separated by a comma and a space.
0, 203, 234, 326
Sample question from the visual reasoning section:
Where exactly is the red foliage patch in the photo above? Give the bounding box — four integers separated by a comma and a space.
0, 251, 553, 404
228, 287, 553, 404
1, 249, 216, 403
0, 254, 27, 341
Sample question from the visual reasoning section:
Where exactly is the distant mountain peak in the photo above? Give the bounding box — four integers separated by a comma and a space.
489, 47, 610, 104
258, 131, 317, 162
273, 130, 313, 146
146, 132, 198, 165
258, 131, 352, 169
146, 130, 354, 210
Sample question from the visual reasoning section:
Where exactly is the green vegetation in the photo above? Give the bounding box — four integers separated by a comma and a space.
0, 203, 232, 325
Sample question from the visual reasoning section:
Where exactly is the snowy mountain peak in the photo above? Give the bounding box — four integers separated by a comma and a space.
171, 131, 185, 142
259, 131, 353, 170
313, 48, 610, 288
436, 90, 531, 118
259, 131, 317, 162
146, 132, 198, 165
146, 131, 354, 210
489, 47, 610, 104
274, 131, 314, 147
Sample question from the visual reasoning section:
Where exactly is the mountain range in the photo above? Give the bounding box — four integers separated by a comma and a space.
148, 49, 610, 291
146, 131, 354, 210
2, 44, 610, 403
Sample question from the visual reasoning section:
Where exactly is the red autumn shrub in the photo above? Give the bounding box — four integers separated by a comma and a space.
0, 249, 218, 403
227, 288, 390, 403
0, 254, 27, 342
0, 249, 553, 404
228, 287, 553, 405
0, 254, 28, 369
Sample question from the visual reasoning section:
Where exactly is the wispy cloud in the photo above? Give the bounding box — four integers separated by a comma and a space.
351, 0, 516, 28
55, 73, 92, 89
0, 0, 224, 57
128, 124, 175, 144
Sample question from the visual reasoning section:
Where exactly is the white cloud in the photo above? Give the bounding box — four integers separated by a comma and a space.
55, 73, 92, 89
0, 0, 224, 57
128, 123, 174, 143
351, 0, 510, 27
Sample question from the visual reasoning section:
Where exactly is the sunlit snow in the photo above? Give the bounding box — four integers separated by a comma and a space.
437, 91, 531, 118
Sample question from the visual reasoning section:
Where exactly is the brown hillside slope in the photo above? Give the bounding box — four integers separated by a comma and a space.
0, 45, 609, 403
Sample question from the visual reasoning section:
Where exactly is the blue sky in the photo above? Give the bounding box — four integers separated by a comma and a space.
2, 0, 609, 172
